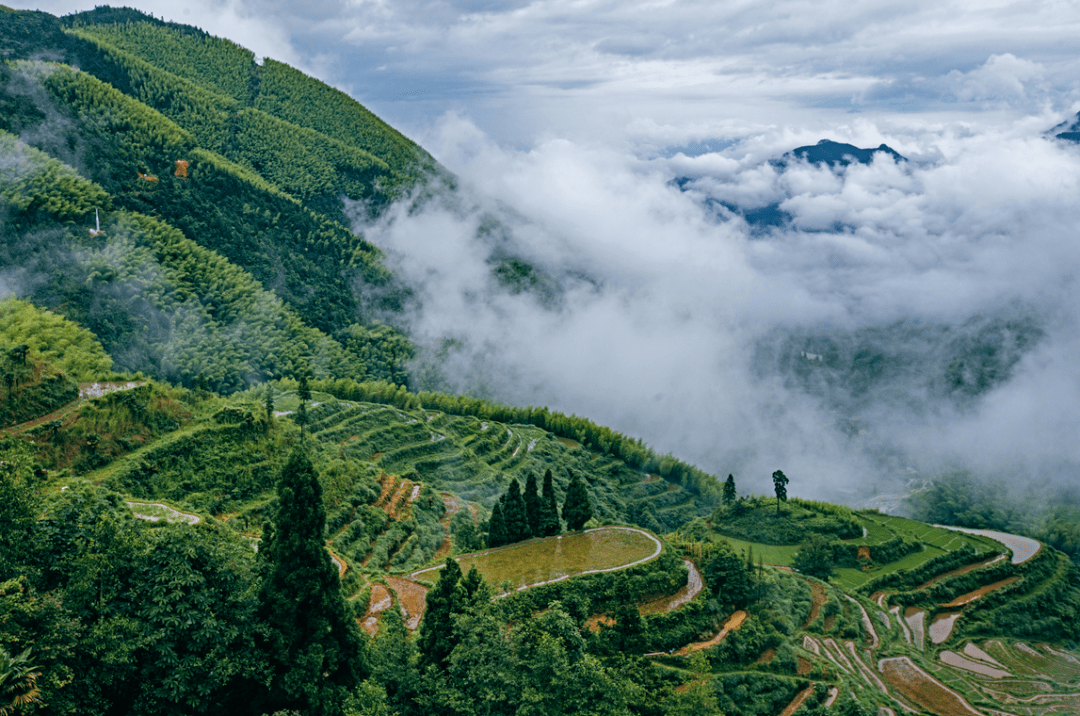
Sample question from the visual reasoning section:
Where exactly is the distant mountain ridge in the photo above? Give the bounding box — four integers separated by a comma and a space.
781, 138, 907, 167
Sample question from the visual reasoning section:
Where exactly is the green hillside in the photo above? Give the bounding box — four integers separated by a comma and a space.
1, 6, 1079, 716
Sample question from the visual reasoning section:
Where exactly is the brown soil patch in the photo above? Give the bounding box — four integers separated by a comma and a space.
369, 585, 393, 613
386, 480, 415, 519
215, 511, 239, 521
585, 615, 616, 633
823, 615, 836, 632
556, 437, 579, 448
674, 610, 747, 655
797, 657, 812, 676
941, 577, 1018, 607
880, 656, 984, 716
373, 474, 396, 508
359, 583, 393, 635
755, 648, 776, 664
372, 452, 384, 460
803, 581, 827, 629
916, 554, 1007, 590
386, 576, 428, 630
858, 545, 871, 560
777, 686, 814, 716
432, 492, 460, 560
871, 591, 886, 608
433, 535, 453, 561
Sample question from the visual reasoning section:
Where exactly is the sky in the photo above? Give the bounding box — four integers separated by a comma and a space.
11, 0, 1080, 503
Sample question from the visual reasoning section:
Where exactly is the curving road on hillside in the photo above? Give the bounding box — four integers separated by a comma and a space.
934, 525, 1041, 564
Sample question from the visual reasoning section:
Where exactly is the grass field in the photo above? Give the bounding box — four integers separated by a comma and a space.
413, 526, 661, 590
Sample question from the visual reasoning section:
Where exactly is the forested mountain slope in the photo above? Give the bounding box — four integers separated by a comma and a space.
2, 7, 1080, 716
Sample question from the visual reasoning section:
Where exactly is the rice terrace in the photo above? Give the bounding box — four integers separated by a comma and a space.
412, 526, 663, 591
4, 7, 1080, 715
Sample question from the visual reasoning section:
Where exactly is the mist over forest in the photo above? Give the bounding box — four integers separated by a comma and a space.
354, 115, 1080, 503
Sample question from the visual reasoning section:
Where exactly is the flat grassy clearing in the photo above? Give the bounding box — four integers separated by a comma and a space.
413, 527, 661, 590
715, 536, 801, 566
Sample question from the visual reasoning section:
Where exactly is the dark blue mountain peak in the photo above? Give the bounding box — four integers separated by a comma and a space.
783, 139, 906, 167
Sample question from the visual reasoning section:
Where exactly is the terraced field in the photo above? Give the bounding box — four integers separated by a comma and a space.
412, 526, 662, 591
304, 395, 709, 533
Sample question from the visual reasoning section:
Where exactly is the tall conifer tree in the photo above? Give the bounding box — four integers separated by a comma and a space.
487, 499, 506, 548
258, 448, 363, 716
419, 558, 466, 669
539, 469, 561, 536
561, 472, 592, 531
722, 474, 737, 506
523, 472, 541, 538
503, 478, 529, 544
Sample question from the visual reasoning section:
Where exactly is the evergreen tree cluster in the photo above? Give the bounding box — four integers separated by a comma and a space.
486, 469, 563, 547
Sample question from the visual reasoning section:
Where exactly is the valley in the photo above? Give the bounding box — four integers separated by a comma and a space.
1, 6, 1079, 716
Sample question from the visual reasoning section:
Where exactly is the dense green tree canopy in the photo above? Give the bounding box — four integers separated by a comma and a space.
258, 448, 364, 716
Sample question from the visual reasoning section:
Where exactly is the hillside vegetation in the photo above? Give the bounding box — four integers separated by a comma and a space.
1, 7, 1079, 716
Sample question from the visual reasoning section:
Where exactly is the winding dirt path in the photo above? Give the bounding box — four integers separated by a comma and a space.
671, 610, 747, 656
640, 560, 703, 615
3, 381, 145, 434
777, 686, 815, 716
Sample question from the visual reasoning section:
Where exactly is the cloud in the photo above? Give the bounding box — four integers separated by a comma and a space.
347, 109, 1080, 502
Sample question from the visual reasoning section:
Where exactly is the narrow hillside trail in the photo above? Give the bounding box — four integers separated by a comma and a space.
777, 685, 815, 716
327, 546, 347, 577
670, 609, 747, 656
934, 525, 1041, 565
640, 560, 703, 615
2, 381, 145, 435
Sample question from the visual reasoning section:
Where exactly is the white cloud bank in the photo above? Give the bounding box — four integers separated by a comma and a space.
354, 113, 1080, 501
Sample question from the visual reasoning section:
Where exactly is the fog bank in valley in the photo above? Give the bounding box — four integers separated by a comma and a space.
351, 112, 1080, 504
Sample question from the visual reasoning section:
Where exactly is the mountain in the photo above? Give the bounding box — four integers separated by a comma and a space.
2, 7, 1079, 716
781, 139, 907, 168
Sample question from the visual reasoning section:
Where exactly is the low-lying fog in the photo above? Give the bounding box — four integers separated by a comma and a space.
351, 113, 1080, 504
